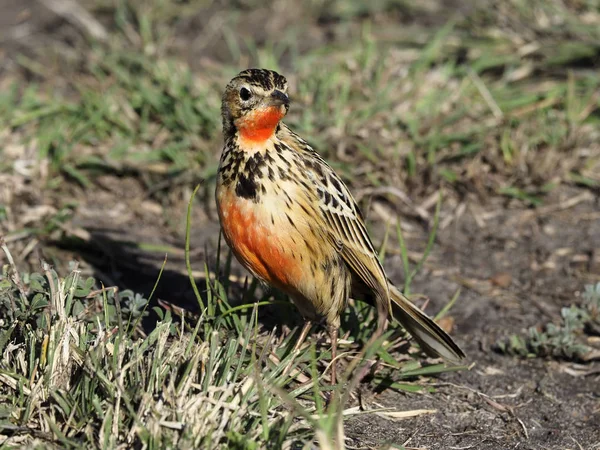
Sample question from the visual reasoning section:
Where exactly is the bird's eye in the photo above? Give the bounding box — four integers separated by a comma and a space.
239, 87, 252, 101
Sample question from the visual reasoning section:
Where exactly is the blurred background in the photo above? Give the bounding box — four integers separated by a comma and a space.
0, 0, 599, 447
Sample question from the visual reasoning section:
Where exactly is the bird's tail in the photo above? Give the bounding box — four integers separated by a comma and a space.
389, 284, 466, 363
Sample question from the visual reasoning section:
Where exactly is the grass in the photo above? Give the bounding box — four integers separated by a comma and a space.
0, 243, 309, 448
4, 52, 221, 186
2, 0, 598, 212
0, 238, 305, 447
0, 179, 464, 448
495, 282, 600, 361
0, 195, 464, 447
0, 0, 599, 447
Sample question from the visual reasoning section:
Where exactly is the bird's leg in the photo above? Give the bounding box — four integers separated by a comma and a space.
282, 320, 312, 375
328, 326, 339, 386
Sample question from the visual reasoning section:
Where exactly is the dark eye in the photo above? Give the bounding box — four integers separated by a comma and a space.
239, 87, 252, 101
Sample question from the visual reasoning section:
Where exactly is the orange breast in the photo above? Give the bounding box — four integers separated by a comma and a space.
218, 192, 302, 288
235, 106, 285, 144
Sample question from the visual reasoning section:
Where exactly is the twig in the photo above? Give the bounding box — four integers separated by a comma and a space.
507, 191, 594, 227
356, 186, 431, 222
0, 235, 27, 307
515, 416, 529, 440
569, 435, 585, 450
468, 68, 503, 120
39, 0, 108, 42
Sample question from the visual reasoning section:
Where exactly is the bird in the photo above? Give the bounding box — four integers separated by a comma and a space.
215, 68, 465, 384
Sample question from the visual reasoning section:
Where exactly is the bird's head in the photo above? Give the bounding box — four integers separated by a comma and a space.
221, 68, 290, 143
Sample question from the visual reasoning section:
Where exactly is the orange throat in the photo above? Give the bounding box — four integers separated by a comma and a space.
236, 106, 284, 143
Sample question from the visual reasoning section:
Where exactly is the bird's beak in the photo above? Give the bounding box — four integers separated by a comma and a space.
267, 90, 289, 107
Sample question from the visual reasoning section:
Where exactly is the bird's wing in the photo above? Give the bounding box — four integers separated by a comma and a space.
316, 175, 388, 298
280, 128, 391, 309
278, 126, 465, 363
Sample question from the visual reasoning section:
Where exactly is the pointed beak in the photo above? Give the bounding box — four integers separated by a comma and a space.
267, 90, 289, 107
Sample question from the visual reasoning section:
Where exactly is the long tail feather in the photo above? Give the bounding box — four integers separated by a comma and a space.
389, 284, 465, 363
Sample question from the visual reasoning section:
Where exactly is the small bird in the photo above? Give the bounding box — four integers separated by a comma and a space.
216, 69, 465, 383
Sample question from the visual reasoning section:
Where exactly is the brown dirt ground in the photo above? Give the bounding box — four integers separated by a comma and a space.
1, 1, 599, 449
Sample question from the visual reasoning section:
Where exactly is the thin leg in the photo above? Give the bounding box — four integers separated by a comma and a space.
282, 320, 312, 375
329, 326, 339, 385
